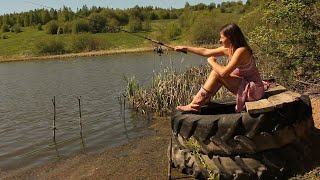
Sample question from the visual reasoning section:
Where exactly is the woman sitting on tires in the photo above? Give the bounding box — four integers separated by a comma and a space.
174, 23, 264, 113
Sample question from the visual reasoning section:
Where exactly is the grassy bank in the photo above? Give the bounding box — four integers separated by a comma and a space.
0, 14, 241, 62
0, 47, 154, 62
0, 26, 156, 61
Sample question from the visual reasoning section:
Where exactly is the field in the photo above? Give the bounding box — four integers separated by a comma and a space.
0, 26, 154, 59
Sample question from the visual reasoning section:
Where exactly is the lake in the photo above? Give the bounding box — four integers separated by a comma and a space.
0, 52, 206, 171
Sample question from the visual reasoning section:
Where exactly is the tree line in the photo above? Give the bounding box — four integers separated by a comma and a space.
0, 1, 246, 34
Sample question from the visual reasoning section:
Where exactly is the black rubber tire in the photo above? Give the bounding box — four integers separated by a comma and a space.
170, 135, 307, 180
171, 95, 313, 155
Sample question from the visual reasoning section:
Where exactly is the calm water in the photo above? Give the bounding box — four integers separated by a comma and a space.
0, 52, 206, 171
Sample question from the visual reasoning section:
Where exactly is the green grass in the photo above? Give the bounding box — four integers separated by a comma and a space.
149, 19, 177, 31
0, 27, 48, 57
95, 32, 151, 49
0, 26, 152, 59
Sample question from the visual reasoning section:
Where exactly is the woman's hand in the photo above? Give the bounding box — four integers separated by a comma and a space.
207, 56, 217, 68
208, 56, 217, 62
174, 46, 187, 52
207, 56, 217, 63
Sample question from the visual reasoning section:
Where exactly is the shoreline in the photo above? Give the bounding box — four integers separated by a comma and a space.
0, 47, 153, 63
0, 43, 216, 63
1, 97, 319, 179
1, 116, 190, 180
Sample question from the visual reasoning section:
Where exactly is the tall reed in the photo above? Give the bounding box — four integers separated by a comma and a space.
125, 64, 232, 116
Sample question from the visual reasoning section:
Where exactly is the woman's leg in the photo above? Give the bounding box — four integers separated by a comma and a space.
203, 70, 242, 95
177, 70, 241, 112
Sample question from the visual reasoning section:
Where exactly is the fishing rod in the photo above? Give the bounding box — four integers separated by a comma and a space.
24, 1, 187, 54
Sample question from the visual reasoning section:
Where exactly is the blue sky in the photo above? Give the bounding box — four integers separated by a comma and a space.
0, 0, 245, 15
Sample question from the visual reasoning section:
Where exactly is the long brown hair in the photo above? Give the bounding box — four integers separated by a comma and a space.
220, 23, 252, 56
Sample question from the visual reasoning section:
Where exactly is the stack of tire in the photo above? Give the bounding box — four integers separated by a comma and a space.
170, 94, 314, 180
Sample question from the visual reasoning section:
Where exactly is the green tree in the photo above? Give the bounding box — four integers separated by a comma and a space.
88, 13, 107, 33
157, 10, 170, 19
45, 20, 59, 34
127, 8, 142, 20
11, 24, 22, 33
208, 3, 216, 11
164, 22, 181, 40
142, 19, 152, 32
35, 11, 42, 24
106, 18, 120, 32
149, 12, 158, 20
169, 12, 178, 19
50, 8, 58, 20
188, 13, 219, 45
100, 8, 117, 19
178, 8, 195, 28
41, 10, 52, 24
72, 19, 90, 33
63, 21, 72, 34
23, 14, 30, 26
239, 3, 265, 34
184, 2, 190, 8
1, 24, 10, 32
37, 23, 43, 31
58, 6, 72, 22
35, 38, 66, 54
194, 3, 207, 11
29, 12, 35, 26
70, 33, 106, 52
3, 15, 13, 26
127, 16, 142, 32
248, 0, 320, 83
78, 5, 90, 17
115, 10, 129, 25
15, 15, 23, 27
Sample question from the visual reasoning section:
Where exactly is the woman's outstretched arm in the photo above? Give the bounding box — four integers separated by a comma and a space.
174, 46, 228, 57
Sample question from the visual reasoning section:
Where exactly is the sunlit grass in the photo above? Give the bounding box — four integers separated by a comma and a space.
0, 27, 46, 57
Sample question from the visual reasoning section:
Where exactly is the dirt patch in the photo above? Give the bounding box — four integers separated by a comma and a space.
311, 97, 320, 129
2, 97, 320, 180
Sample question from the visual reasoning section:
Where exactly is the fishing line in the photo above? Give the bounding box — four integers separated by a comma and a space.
23, 0, 187, 54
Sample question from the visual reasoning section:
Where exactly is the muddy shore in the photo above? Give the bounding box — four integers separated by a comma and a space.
1, 97, 319, 180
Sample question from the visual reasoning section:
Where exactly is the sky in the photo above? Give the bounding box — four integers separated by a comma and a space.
0, 0, 245, 15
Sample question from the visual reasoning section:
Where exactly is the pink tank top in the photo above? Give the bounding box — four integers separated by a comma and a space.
232, 56, 264, 112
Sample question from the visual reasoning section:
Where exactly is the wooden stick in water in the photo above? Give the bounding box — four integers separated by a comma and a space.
52, 96, 56, 141
168, 137, 172, 180
78, 96, 83, 136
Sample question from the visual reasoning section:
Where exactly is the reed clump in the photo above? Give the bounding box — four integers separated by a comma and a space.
125, 64, 232, 116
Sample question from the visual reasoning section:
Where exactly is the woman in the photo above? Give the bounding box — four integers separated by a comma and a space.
174, 23, 264, 113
